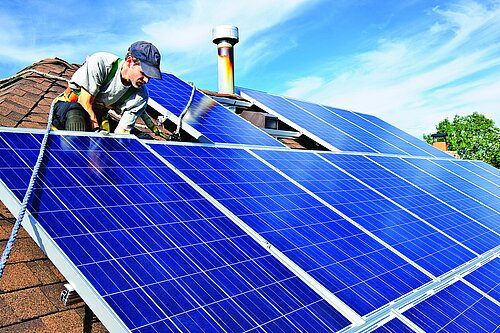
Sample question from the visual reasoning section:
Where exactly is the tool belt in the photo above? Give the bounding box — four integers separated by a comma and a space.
64, 87, 80, 103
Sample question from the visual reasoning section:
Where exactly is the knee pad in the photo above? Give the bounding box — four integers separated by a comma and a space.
65, 107, 90, 132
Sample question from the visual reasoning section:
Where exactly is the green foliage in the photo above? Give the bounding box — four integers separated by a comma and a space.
424, 112, 500, 168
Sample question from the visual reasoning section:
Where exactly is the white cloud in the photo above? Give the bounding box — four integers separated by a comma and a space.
139, 0, 314, 74
1, 0, 311, 76
282, 0, 500, 137
284, 76, 325, 98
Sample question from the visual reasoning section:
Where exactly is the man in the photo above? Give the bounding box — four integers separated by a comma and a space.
53, 41, 169, 139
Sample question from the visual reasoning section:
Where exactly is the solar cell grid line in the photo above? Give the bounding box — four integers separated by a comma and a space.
427, 159, 500, 197
397, 157, 500, 219
238, 87, 378, 154
469, 160, 500, 178
400, 280, 500, 332
319, 153, 500, 256
462, 258, 500, 302
252, 149, 483, 277
281, 97, 410, 156
369, 316, 417, 333
147, 74, 283, 147
0, 130, 353, 333
363, 155, 500, 235
150, 143, 434, 317
319, 104, 437, 159
450, 160, 500, 190
350, 111, 454, 159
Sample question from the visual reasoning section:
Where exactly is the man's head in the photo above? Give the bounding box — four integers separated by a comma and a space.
127, 41, 162, 80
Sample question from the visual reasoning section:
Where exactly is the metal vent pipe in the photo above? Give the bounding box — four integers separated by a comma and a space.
212, 25, 239, 94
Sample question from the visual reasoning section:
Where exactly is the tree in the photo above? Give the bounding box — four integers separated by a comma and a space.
424, 112, 500, 168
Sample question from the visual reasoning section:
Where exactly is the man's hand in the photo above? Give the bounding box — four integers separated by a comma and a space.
157, 131, 171, 140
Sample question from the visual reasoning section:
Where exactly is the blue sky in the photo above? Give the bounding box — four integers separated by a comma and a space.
1, 0, 499, 138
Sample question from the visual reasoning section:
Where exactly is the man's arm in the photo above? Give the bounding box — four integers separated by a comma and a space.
140, 112, 170, 140
77, 88, 99, 130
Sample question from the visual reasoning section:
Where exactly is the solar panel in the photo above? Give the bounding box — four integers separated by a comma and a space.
401, 280, 499, 332
351, 111, 454, 159
285, 99, 410, 156
463, 258, 499, 300
427, 159, 500, 195
0, 129, 350, 332
319, 105, 439, 158
368, 156, 500, 233
371, 317, 415, 332
253, 149, 487, 276
468, 160, 500, 177
1, 127, 498, 332
150, 143, 434, 316
148, 74, 283, 147
238, 87, 451, 157
237, 87, 378, 153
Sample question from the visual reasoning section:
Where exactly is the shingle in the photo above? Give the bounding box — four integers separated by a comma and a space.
0, 238, 47, 264
18, 121, 46, 129
0, 59, 92, 332
0, 100, 23, 117
26, 260, 65, 285
41, 310, 83, 333
0, 318, 45, 333
4, 94, 35, 110
0, 295, 18, 327
1, 287, 57, 323
0, 262, 40, 292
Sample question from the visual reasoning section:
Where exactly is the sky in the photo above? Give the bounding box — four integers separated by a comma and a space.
1, 0, 499, 138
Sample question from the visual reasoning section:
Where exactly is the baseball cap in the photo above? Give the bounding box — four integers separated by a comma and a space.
129, 41, 162, 79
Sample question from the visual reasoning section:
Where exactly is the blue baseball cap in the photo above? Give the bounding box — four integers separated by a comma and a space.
129, 41, 162, 79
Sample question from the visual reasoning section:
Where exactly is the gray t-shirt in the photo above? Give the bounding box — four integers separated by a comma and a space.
69, 52, 148, 131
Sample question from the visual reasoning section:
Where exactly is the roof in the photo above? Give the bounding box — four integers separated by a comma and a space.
0, 58, 108, 332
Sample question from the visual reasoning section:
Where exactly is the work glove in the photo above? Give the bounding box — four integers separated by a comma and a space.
156, 131, 171, 140
141, 112, 171, 140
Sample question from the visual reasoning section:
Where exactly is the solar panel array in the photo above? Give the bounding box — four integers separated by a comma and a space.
238, 87, 453, 158
147, 74, 283, 147
0, 130, 350, 332
1, 126, 497, 332
1, 74, 499, 332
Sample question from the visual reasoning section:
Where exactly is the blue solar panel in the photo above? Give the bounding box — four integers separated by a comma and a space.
151, 143, 432, 316
369, 156, 500, 233
239, 87, 451, 157
1, 127, 498, 332
427, 159, 500, 196
283, 98, 409, 155
320, 104, 439, 158
331, 153, 498, 249
238, 87, 378, 153
371, 317, 414, 333
402, 281, 500, 332
352, 111, 454, 159
469, 160, 500, 177
463, 258, 499, 301
0, 130, 351, 332
148, 74, 283, 147
402, 158, 500, 208
254, 149, 481, 276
